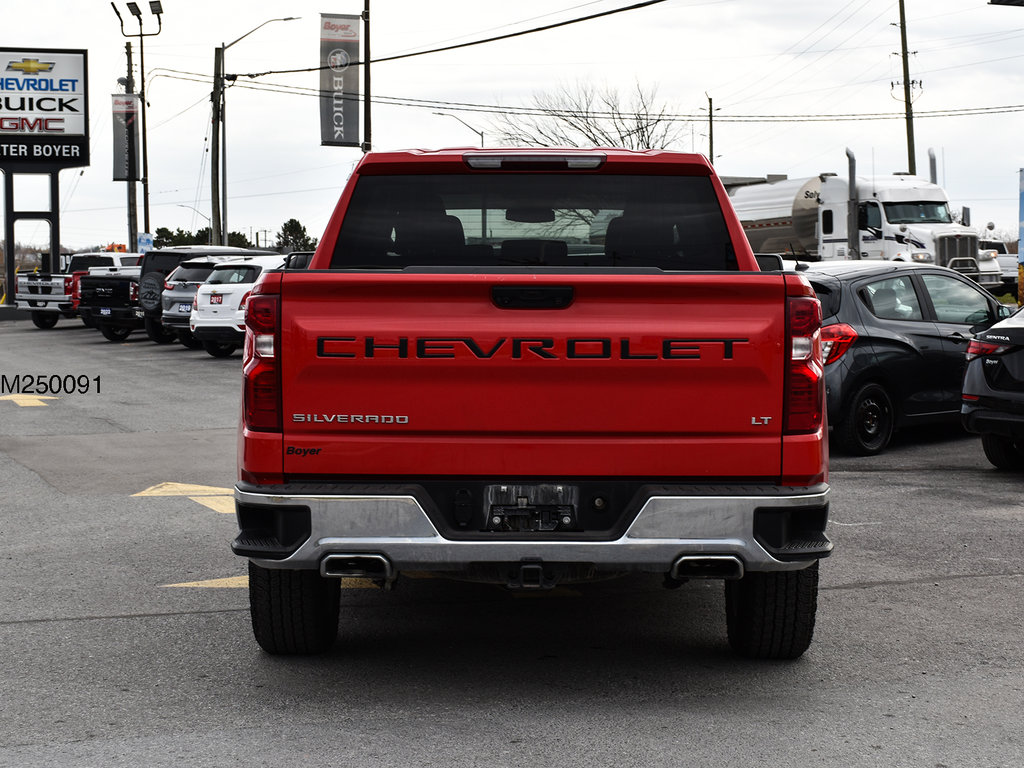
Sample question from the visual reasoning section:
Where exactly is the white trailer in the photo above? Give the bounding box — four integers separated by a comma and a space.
726, 152, 1001, 289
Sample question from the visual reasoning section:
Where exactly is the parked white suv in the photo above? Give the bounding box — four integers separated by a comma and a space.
189, 254, 287, 357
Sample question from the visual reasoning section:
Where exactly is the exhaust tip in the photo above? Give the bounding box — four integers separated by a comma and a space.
671, 555, 744, 581
320, 553, 393, 581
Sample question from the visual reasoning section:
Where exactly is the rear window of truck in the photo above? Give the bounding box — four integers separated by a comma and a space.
331, 174, 736, 271
67, 255, 114, 272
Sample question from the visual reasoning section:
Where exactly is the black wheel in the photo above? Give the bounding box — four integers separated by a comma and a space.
98, 323, 131, 342
981, 433, 1024, 470
144, 316, 176, 344
248, 562, 340, 655
30, 311, 58, 329
203, 340, 238, 358
835, 382, 894, 455
176, 328, 204, 350
725, 561, 819, 660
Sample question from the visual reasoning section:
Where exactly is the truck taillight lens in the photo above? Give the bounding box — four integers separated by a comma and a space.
820, 323, 858, 364
785, 296, 824, 434
130, 283, 139, 302
243, 294, 281, 431
63, 277, 73, 294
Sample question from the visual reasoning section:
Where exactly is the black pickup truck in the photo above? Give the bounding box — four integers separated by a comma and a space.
79, 246, 272, 342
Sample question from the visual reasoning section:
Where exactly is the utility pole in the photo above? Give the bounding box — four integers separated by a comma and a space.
897, 0, 917, 175
210, 17, 299, 245
363, 0, 372, 152
210, 46, 224, 245
707, 94, 714, 164
702, 93, 719, 164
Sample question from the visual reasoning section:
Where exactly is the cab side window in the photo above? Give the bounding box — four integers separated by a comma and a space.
860, 276, 923, 320
858, 202, 882, 230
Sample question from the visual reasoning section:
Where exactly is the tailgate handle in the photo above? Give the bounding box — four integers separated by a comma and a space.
491, 286, 574, 310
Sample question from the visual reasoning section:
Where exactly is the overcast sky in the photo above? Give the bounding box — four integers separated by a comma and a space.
6, 0, 1024, 250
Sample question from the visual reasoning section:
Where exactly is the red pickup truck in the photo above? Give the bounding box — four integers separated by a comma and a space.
233, 148, 831, 659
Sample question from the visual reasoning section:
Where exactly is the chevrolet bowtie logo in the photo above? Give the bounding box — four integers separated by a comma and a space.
7, 58, 55, 75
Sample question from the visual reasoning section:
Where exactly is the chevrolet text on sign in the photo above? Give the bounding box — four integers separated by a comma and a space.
0, 47, 89, 169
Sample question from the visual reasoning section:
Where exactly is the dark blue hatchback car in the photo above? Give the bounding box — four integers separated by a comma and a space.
792, 260, 1014, 455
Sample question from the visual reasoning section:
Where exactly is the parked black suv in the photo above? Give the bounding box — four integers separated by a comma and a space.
797, 260, 1014, 455
961, 306, 1024, 468
79, 246, 274, 342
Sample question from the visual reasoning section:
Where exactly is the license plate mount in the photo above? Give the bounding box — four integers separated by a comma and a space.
484, 484, 579, 532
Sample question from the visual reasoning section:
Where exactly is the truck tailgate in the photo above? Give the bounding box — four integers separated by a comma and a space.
279, 272, 787, 478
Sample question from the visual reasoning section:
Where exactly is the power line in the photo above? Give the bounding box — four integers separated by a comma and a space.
228, 0, 670, 79
154, 70, 1024, 124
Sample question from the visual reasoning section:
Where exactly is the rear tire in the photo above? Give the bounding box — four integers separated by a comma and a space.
30, 311, 58, 329
835, 382, 894, 455
248, 562, 340, 655
176, 328, 203, 350
725, 562, 819, 660
981, 433, 1024, 470
203, 340, 238, 358
98, 323, 132, 342
144, 316, 177, 344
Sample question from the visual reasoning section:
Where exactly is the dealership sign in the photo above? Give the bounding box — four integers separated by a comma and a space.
319, 14, 360, 148
0, 47, 89, 170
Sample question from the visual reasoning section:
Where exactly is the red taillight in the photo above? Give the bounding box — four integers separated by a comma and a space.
238, 290, 251, 311
785, 296, 824, 434
243, 294, 281, 431
130, 282, 139, 302
63, 277, 73, 294
820, 323, 858, 365
966, 339, 1013, 361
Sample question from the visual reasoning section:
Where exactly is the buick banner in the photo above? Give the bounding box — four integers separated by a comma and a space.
320, 14, 360, 147
112, 94, 141, 181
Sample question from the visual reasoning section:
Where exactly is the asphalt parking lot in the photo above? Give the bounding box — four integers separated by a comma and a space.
1, 316, 1023, 767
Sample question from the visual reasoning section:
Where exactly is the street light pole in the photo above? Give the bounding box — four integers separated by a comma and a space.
177, 204, 212, 244
432, 112, 485, 147
212, 16, 299, 246
112, 2, 163, 240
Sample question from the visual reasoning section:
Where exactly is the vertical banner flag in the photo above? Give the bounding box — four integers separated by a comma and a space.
320, 14, 360, 147
112, 94, 141, 181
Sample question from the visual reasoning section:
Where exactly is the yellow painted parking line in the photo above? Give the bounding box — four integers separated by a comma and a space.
133, 482, 233, 497
164, 576, 247, 589
0, 394, 58, 407
134, 483, 236, 513
190, 496, 236, 514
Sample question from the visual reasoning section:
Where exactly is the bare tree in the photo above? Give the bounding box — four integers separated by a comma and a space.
490, 80, 686, 150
